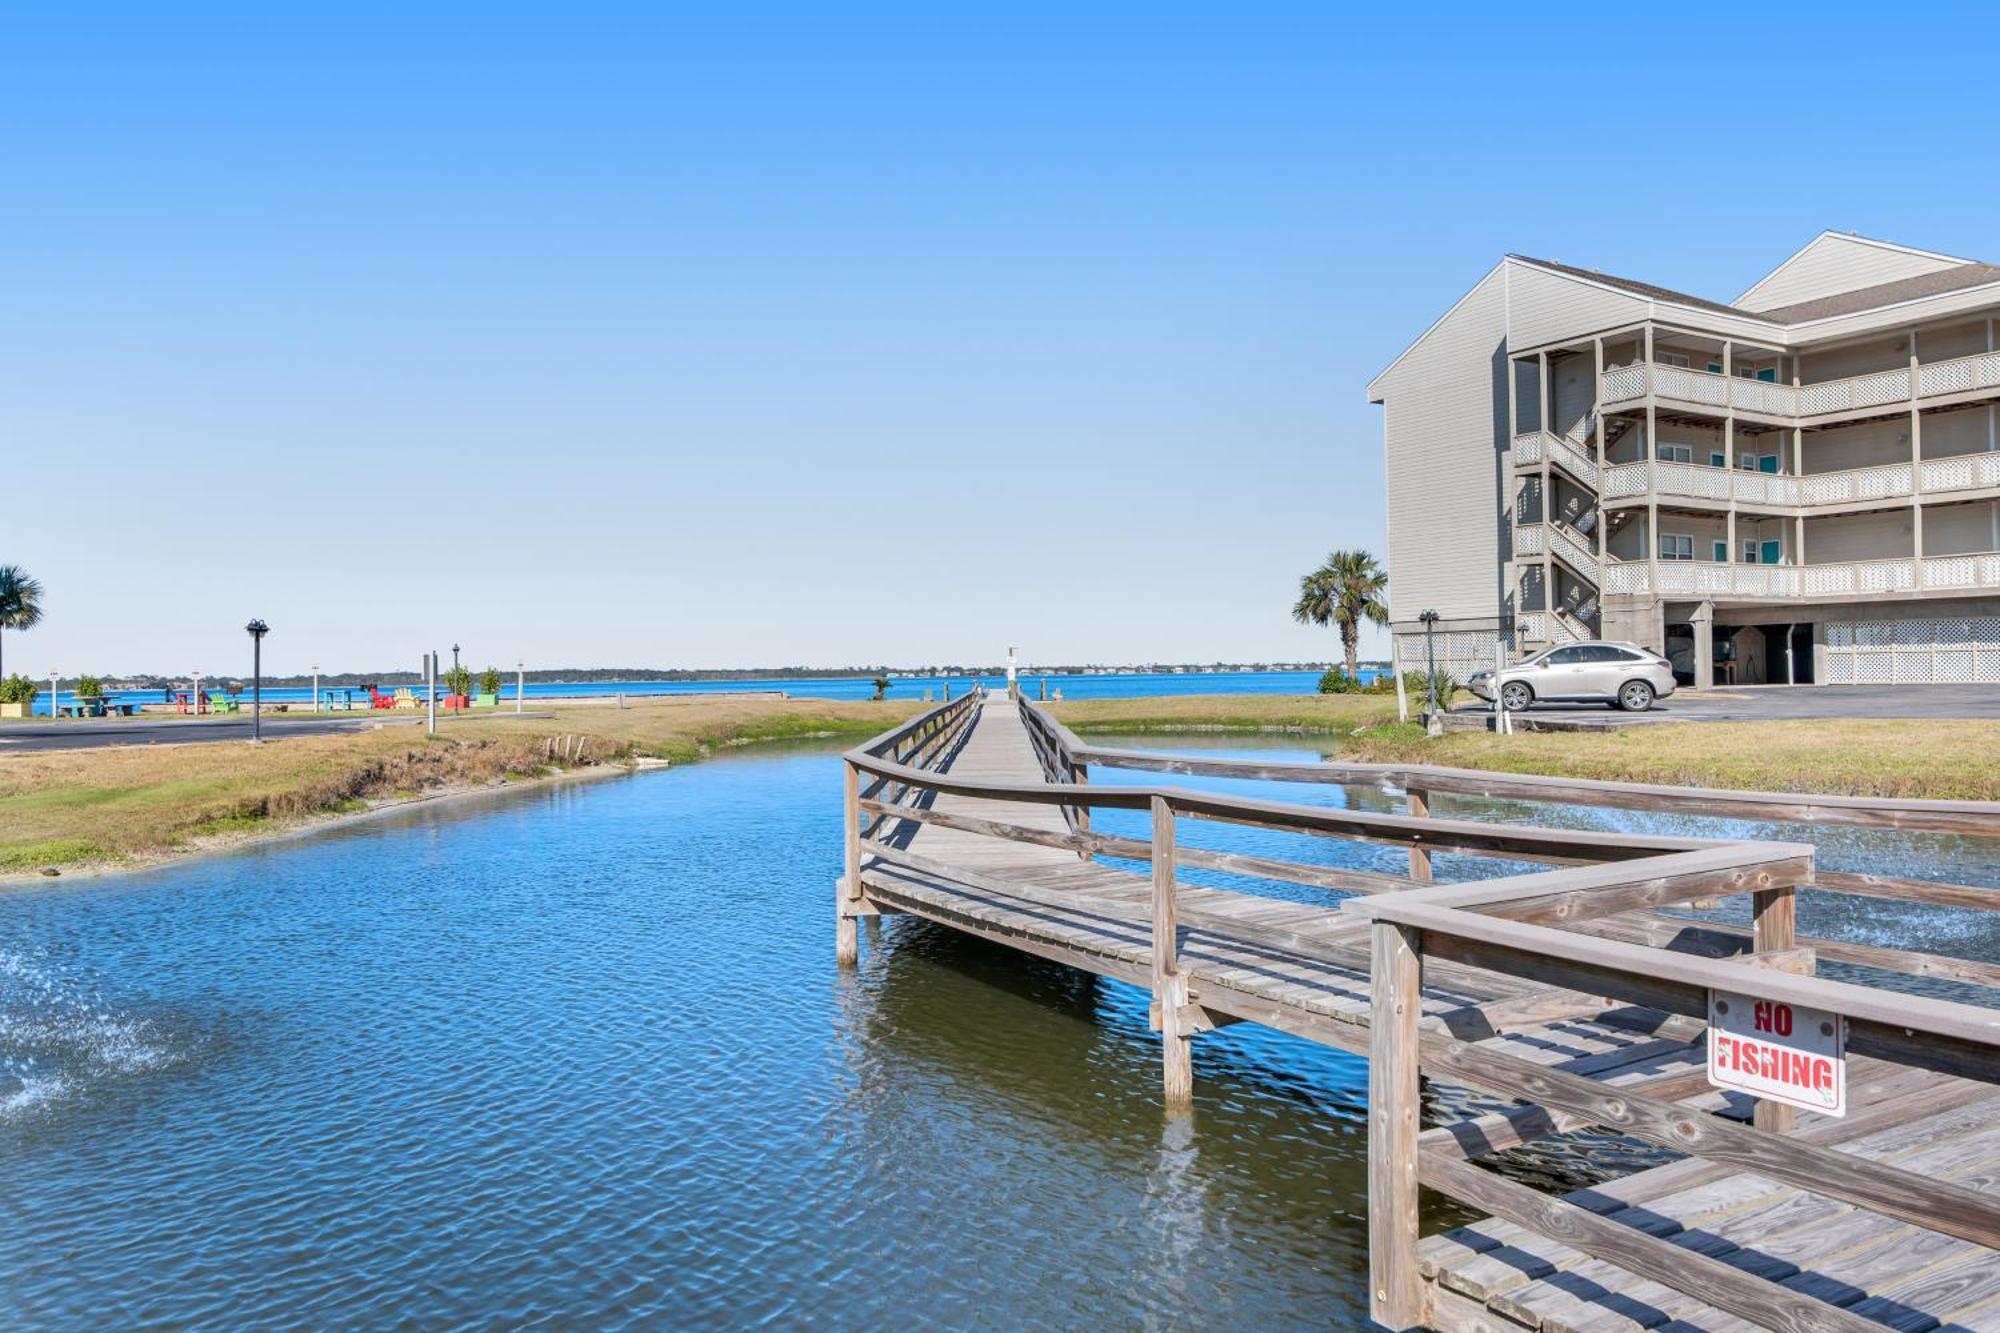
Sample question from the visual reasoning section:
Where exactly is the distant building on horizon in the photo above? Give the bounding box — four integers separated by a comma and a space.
1370, 231, 2000, 687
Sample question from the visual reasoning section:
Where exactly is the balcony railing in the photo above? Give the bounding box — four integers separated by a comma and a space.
1601, 552, 1999, 599
1510, 430, 1598, 487
1598, 351, 2000, 422
1515, 519, 1600, 584
1920, 450, 2000, 495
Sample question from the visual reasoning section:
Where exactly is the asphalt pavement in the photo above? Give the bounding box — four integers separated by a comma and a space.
1454, 683, 2000, 725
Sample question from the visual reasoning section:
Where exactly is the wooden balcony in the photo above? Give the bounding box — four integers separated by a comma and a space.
1599, 350, 2000, 424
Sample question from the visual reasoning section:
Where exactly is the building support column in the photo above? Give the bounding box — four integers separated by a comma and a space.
1539, 350, 1554, 622
1691, 601, 1714, 690
1911, 335, 1925, 587
1644, 325, 1659, 602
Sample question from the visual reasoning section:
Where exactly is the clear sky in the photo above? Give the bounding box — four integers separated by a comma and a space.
5, 4, 1996, 678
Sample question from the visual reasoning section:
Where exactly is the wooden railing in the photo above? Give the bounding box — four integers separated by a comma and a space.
1351, 876, 2000, 1330
844, 699, 2000, 1326
1599, 350, 2000, 424
835, 689, 981, 964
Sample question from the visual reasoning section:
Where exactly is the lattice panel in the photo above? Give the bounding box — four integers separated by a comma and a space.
1826, 616, 2000, 685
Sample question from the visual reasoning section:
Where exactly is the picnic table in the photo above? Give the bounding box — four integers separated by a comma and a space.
56, 700, 138, 718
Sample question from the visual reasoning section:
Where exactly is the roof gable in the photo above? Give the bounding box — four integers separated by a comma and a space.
1735, 232, 1972, 312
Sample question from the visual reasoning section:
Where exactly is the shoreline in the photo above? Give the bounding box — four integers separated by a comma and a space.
0, 757, 658, 889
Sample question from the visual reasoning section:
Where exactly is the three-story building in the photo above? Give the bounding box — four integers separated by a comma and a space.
1369, 232, 2000, 687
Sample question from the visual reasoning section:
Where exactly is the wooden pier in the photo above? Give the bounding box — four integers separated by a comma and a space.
839, 692, 2000, 1331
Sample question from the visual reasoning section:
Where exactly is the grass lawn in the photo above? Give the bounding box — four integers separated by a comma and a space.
1050, 693, 2000, 801
0, 696, 919, 876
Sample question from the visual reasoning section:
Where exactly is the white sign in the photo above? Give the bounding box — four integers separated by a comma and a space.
1708, 989, 1846, 1117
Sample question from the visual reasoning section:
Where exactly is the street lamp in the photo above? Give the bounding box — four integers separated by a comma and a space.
516, 660, 524, 714
452, 643, 461, 678
312, 662, 320, 713
1418, 610, 1440, 720
245, 619, 270, 742
49, 669, 59, 720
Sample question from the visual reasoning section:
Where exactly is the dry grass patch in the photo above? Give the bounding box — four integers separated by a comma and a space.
1057, 693, 2000, 801
0, 696, 919, 875
1328, 718, 2000, 801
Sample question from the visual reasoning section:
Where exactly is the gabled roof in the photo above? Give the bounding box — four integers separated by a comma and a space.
1509, 249, 2000, 327
1735, 231, 1974, 310
1508, 256, 1749, 320
1750, 262, 2000, 323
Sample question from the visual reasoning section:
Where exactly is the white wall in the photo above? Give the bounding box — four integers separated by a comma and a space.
1374, 267, 1510, 625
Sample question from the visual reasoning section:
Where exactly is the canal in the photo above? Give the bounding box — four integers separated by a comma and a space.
3, 738, 1994, 1326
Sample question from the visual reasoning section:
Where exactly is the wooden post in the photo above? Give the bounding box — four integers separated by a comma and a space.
1070, 761, 1091, 857
837, 759, 861, 966
1406, 788, 1432, 882
1751, 877, 1799, 1133
1370, 919, 1424, 1330
1151, 795, 1192, 1109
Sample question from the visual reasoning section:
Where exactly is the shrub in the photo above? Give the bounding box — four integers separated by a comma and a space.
0, 673, 38, 705
1402, 669, 1458, 707
443, 665, 473, 697
1320, 668, 1398, 695
74, 673, 106, 699
478, 666, 503, 696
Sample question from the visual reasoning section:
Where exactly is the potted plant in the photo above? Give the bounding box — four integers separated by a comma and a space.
443, 665, 473, 710
477, 666, 502, 708
0, 673, 37, 719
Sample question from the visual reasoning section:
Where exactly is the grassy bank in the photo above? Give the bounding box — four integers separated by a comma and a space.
0, 696, 919, 877
1046, 693, 1401, 734
1051, 694, 2000, 800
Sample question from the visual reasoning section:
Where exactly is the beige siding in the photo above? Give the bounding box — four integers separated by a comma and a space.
1799, 332, 1910, 382
1506, 263, 1647, 351
1376, 268, 1509, 625
1804, 418, 1910, 473
1923, 500, 2000, 555
1921, 405, 1993, 459
1736, 234, 1966, 312
1806, 509, 1915, 561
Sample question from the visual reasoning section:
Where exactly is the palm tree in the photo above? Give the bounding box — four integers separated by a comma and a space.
0, 565, 45, 679
1292, 550, 1388, 683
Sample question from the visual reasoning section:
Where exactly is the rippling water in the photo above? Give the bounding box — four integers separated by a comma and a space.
2, 737, 1992, 1327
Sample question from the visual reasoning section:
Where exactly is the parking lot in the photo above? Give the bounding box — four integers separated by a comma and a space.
1454, 683, 2000, 726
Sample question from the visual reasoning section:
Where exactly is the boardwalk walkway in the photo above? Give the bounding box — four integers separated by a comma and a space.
840, 693, 2000, 1332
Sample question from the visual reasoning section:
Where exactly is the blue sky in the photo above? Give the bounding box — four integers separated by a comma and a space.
5, 4, 1996, 676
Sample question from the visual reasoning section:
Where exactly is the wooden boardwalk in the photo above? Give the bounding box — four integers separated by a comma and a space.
840, 693, 2000, 1332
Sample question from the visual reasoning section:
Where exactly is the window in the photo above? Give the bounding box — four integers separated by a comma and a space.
1742, 540, 1761, 564
1758, 454, 1780, 475
1579, 645, 1629, 663
1713, 540, 1729, 562
1546, 646, 1591, 664
1739, 451, 1758, 470
1707, 361, 1724, 374
1658, 443, 1694, 463
1762, 539, 1782, 565
1660, 533, 1695, 561
1710, 451, 1727, 469
1658, 352, 1692, 368
1757, 368, 1777, 383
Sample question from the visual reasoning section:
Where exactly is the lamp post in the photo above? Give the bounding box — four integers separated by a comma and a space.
245, 620, 270, 742
452, 643, 461, 679
193, 668, 202, 716
50, 670, 59, 720
1418, 610, 1440, 721
312, 663, 320, 714
516, 660, 524, 714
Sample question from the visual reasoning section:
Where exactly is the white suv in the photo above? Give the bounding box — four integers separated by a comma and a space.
1466, 641, 1677, 713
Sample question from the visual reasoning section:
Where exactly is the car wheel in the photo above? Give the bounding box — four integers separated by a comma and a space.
1499, 681, 1534, 713
1617, 680, 1655, 712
